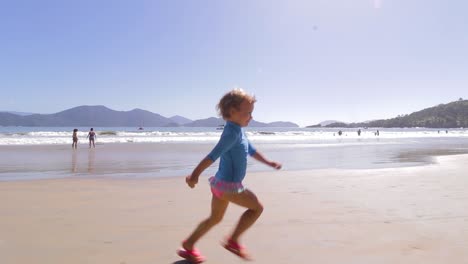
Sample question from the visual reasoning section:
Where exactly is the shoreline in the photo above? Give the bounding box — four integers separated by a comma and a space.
2, 141, 468, 182
1, 154, 468, 263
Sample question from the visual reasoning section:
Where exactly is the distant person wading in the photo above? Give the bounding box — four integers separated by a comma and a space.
72, 128, 78, 149
87, 128, 97, 148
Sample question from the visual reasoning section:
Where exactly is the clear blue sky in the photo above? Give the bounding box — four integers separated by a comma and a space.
1, 0, 467, 126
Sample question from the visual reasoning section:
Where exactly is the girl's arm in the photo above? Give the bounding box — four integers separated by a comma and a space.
186, 157, 214, 188
185, 129, 235, 188
252, 151, 282, 170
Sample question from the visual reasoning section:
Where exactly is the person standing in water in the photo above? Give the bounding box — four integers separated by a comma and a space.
87, 128, 96, 148
72, 128, 78, 149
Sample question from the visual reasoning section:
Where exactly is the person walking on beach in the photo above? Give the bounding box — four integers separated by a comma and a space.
72, 128, 78, 149
177, 89, 282, 263
87, 128, 96, 148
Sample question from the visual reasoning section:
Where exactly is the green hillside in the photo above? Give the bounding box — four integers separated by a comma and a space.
327, 99, 468, 128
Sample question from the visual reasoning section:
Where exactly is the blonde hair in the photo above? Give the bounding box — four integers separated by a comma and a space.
216, 88, 256, 119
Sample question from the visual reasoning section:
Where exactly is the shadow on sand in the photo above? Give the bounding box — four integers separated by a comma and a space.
172, 260, 191, 264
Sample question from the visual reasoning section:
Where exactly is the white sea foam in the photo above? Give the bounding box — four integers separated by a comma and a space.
0, 127, 467, 145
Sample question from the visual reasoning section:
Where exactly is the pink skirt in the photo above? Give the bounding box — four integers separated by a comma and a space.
209, 176, 245, 198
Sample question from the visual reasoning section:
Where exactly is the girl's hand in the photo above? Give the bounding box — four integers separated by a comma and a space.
185, 175, 198, 188
269, 161, 282, 170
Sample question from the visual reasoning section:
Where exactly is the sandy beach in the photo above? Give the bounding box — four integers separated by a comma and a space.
1, 154, 468, 263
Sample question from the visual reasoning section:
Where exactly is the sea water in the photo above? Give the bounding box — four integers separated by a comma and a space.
1, 127, 468, 181
1, 126, 467, 145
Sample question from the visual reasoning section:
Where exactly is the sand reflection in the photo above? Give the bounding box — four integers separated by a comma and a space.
71, 149, 78, 173
88, 149, 95, 173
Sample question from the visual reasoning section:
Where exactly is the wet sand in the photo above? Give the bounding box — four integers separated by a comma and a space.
2, 141, 468, 181
1, 154, 468, 263
0, 143, 215, 180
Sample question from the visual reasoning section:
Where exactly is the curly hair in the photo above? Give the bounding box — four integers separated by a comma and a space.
216, 88, 256, 119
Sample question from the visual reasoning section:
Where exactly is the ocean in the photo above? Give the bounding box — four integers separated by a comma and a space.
1, 126, 468, 145
1, 126, 468, 181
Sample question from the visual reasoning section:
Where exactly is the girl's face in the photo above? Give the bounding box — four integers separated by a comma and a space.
229, 100, 254, 127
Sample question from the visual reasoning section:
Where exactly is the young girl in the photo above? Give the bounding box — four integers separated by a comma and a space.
177, 89, 282, 263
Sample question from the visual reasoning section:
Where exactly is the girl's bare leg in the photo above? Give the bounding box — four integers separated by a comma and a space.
183, 194, 229, 250
223, 189, 263, 242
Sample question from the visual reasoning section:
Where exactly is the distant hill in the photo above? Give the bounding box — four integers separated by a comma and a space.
320, 120, 343, 126
169, 115, 192, 125
0, 112, 23, 126
0, 106, 174, 127
184, 117, 299, 127
324, 100, 468, 128
0, 106, 299, 127
306, 120, 345, 128
184, 117, 224, 127
322, 122, 350, 128
0, 111, 35, 116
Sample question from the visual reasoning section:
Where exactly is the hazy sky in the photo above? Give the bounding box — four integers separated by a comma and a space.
1, 0, 467, 126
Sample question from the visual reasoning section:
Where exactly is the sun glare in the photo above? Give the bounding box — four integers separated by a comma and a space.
373, 0, 382, 9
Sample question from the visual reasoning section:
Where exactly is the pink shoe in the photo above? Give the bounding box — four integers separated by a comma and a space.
176, 247, 206, 263
222, 239, 252, 261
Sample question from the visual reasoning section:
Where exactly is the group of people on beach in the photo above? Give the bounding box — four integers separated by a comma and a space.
71, 128, 97, 149
335, 129, 380, 136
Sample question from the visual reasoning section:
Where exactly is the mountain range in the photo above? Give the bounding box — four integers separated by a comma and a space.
310, 99, 468, 128
4, 100, 467, 128
0, 105, 299, 127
